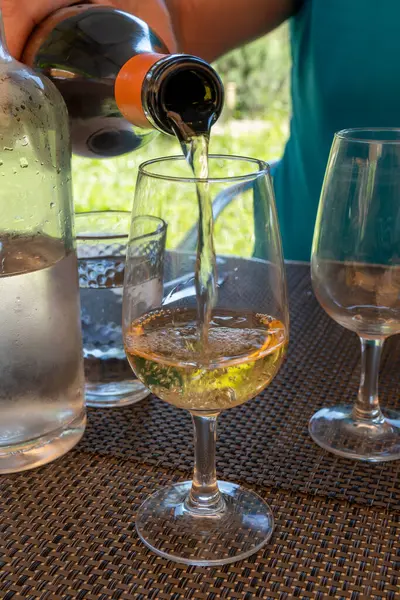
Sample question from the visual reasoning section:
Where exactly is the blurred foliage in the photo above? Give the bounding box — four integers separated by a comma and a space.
73, 119, 288, 212
214, 24, 291, 119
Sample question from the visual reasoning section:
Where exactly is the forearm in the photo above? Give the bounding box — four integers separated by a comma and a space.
3, 0, 295, 63
165, 0, 296, 62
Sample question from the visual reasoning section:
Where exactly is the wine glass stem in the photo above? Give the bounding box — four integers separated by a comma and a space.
185, 412, 225, 515
353, 337, 384, 421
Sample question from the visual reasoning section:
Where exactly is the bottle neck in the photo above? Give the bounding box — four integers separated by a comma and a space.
0, 10, 12, 62
142, 55, 224, 135
115, 53, 224, 135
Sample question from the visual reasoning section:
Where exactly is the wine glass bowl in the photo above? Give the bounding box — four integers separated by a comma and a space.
310, 128, 400, 461
123, 155, 288, 565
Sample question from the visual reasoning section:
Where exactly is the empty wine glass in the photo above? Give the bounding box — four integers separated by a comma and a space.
310, 128, 400, 461
123, 155, 289, 565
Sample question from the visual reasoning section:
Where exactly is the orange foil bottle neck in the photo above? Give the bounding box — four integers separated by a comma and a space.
115, 53, 167, 130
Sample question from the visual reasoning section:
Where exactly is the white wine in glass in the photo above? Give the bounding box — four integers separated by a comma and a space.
123, 156, 288, 565
126, 307, 286, 411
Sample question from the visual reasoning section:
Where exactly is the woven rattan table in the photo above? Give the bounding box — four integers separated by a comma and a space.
1, 264, 400, 599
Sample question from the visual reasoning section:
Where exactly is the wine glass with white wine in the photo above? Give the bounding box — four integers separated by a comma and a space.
310, 128, 400, 461
123, 155, 288, 565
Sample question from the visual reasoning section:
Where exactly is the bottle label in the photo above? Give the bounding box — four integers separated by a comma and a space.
115, 53, 166, 129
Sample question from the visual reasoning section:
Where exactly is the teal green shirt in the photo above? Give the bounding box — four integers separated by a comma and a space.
273, 0, 400, 260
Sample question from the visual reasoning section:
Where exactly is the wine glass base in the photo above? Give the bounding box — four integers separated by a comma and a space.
136, 480, 274, 566
309, 405, 400, 462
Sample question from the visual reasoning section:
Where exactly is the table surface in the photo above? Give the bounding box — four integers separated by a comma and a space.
1, 263, 400, 600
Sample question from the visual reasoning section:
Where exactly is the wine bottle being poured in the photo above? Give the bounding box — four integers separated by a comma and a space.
23, 5, 224, 158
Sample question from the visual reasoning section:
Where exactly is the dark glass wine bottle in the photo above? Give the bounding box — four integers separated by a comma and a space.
23, 4, 224, 158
